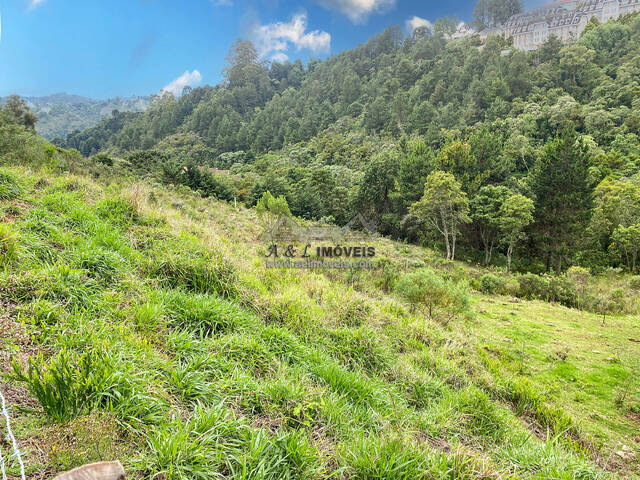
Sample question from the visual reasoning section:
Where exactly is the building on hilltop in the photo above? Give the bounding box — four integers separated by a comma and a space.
475, 0, 640, 50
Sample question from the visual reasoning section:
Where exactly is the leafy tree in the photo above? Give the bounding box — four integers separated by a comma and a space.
410, 171, 470, 260
434, 141, 477, 192
611, 224, 640, 272
357, 151, 399, 224
470, 185, 512, 265
499, 193, 534, 273
2, 95, 38, 131
474, 0, 522, 29
256, 191, 292, 241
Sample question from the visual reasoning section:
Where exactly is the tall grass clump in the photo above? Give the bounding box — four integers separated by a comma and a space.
144, 404, 324, 480
0, 169, 22, 199
41, 264, 101, 306
0, 223, 19, 265
10, 349, 114, 423
94, 196, 138, 225
158, 289, 253, 336
69, 246, 126, 285
341, 435, 431, 480
149, 252, 239, 298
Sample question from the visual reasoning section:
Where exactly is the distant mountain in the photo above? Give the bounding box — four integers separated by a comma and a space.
4, 93, 150, 140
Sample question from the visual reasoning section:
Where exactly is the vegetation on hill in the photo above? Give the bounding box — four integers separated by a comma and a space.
0, 93, 150, 141
0, 90, 638, 478
0, 8, 639, 479
0, 163, 638, 479
54, 13, 640, 277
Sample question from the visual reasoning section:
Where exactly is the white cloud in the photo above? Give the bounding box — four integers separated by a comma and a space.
406, 15, 432, 34
28, 0, 46, 10
315, 0, 395, 23
252, 13, 331, 62
162, 70, 202, 97
271, 52, 290, 63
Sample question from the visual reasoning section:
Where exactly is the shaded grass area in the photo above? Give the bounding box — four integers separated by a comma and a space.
0, 166, 636, 479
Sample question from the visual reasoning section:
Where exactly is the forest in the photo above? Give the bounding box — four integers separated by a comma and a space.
50, 11, 640, 276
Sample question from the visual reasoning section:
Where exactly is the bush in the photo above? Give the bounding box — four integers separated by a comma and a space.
517, 273, 577, 306
629, 275, 640, 290
395, 268, 446, 318
479, 273, 507, 295
517, 273, 551, 300
395, 268, 469, 322
548, 275, 577, 306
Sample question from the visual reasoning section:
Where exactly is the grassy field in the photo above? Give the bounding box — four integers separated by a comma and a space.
0, 165, 638, 479
473, 296, 640, 462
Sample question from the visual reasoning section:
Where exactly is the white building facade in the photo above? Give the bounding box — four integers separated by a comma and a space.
487, 0, 640, 51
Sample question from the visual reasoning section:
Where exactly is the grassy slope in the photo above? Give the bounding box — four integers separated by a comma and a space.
0, 166, 638, 479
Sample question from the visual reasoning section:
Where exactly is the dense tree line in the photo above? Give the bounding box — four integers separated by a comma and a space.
54, 12, 640, 274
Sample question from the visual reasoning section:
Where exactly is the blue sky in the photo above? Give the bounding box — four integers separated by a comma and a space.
0, 0, 540, 99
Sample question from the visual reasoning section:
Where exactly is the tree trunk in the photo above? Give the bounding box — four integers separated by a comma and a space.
451, 231, 456, 261
507, 244, 513, 274
441, 212, 451, 260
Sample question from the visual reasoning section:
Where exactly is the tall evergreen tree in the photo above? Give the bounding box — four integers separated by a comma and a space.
531, 128, 592, 272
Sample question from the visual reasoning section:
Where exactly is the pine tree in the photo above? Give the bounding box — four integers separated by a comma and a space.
531, 128, 592, 272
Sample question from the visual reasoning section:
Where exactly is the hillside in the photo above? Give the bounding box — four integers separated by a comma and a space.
0, 162, 639, 479
0, 93, 150, 141
0, 7, 639, 479
51, 13, 640, 278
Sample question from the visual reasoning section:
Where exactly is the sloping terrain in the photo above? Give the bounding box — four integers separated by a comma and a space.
0, 166, 638, 479
5, 94, 150, 141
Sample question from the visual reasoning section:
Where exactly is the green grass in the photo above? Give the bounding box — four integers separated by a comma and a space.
473, 296, 640, 457
0, 165, 637, 479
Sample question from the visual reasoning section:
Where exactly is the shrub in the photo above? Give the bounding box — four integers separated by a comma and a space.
517, 273, 551, 300
479, 273, 507, 295
395, 268, 470, 322
566, 266, 590, 288
548, 275, 577, 306
395, 268, 446, 318
629, 275, 640, 290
